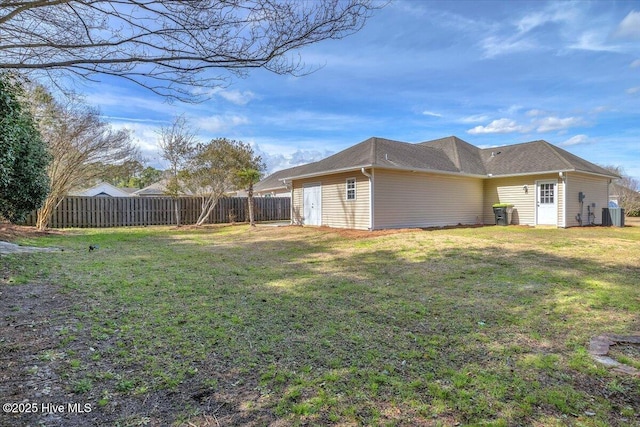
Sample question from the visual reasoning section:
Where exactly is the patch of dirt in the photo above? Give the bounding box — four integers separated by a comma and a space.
0, 280, 278, 427
0, 223, 64, 243
316, 223, 489, 240
0, 283, 86, 427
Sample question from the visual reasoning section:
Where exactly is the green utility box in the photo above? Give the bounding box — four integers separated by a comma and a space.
492, 203, 514, 226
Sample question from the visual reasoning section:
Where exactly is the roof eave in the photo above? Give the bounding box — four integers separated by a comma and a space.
486, 169, 618, 179
284, 163, 486, 181
256, 185, 288, 192
280, 164, 375, 181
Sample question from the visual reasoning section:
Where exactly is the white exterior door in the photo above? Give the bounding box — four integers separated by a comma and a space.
536, 181, 557, 225
303, 184, 321, 226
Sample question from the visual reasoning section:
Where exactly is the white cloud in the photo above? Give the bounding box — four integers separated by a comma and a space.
631, 59, 640, 68
262, 110, 363, 132
526, 109, 545, 117
218, 90, 256, 106
626, 87, 640, 95
516, 5, 576, 34
194, 115, 250, 133
480, 35, 538, 58
480, 4, 577, 58
467, 118, 528, 134
109, 121, 164, 166
459, 114, 490, 124
559, 134, 589, 146
252, 142, 333, 174
502, 105, 523, 115
535, 116, 585, 132
569, 31, 620, 52
84, 91, 177, 116
422, 110, 442, 118
615, 10, 640, 39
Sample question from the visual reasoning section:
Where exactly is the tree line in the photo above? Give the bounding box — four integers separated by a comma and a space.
158, 115, 264, 227
0, 0, 380, 230
0, 75, 265, 230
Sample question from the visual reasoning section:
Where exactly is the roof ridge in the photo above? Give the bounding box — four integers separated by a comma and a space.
540, 140, 576, 170
371, 137, 378, 166
449, 136, 462, 171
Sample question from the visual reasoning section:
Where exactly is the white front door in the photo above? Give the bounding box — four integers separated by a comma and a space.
536, 181, 557, 225
303, 184, 321, 226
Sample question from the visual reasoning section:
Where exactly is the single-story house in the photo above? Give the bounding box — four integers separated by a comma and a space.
133, 179, 195, 197
272, 136, 618, 230
254, 167, 306, 197
70, 182, 137, 197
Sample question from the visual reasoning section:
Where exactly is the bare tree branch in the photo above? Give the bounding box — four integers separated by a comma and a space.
0, 0, 381, 101
23, 84, 139, 229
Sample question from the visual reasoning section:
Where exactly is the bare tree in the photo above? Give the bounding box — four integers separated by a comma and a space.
27, 86, 138, 230
184, 138, 263, 226
0, 1, 380, 102
158, 115, 196, 226
602, 165, 640, 216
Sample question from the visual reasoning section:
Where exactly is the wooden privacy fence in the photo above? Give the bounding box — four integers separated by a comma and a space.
23, 196, 291, 228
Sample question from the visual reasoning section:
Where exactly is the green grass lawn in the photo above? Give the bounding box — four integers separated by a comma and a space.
3, 224, 639, 426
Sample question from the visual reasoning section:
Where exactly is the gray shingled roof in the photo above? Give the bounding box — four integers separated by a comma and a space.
419, 136, 487, 175
262, 136, 617, 184
278, 137, 469, 180
481, 140, 615, 177
254, 165, 308, 192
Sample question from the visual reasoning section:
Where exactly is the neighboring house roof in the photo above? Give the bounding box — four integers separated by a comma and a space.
132, 181, 168, 196
133, 179, 194, 196
71, 182, 134, 197
254, 165, 308, 193
134, 179, 239, 197
278, 136, 618, 181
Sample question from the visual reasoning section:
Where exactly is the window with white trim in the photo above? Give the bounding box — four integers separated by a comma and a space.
346, 178, 356, 201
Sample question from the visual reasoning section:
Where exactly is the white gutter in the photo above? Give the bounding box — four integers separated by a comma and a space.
281, 178, 294, 225
561, 172, 567, 228
281, 164, 487, 182
485, 169, 618, 179
361, 168, 373, 230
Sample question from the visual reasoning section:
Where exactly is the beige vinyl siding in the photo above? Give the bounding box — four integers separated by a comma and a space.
292, 172, 370, 229
373, 170, 483, 229
483, 173, 562, 226
564, 172, 610, 226
483, 177, 535, 225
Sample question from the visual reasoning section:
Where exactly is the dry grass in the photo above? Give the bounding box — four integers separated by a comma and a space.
1, 223, 639, 426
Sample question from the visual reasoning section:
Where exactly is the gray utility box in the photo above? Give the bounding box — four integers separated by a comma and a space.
602, 207, 625, 227
492, 204, 513, 226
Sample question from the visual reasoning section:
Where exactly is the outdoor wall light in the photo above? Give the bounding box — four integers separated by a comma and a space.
523, 185, 528, 193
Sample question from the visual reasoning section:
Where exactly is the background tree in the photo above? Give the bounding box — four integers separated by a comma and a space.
158, 116, 196, 226
603, 165, 640, 217
185, 139, 264, 226
99, 160, 145, 188
139, 166, 163, 189
0, 1, 380, 102
236, 168, 262, 227
0, 74, 50, 223
29, 86, 138, 230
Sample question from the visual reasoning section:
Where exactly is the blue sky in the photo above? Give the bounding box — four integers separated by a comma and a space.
78, 0, 640, 181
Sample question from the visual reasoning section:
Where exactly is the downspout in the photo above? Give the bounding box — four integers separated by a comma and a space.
561, 172, 566, 228
361, 168, 373, 230
282, 179, 293, 225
